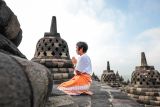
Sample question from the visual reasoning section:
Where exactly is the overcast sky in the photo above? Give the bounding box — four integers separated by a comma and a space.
5, 0, 160, 80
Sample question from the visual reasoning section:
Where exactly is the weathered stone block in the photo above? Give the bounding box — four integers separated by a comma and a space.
0, 0, 22, 46
0, 52, 31, 107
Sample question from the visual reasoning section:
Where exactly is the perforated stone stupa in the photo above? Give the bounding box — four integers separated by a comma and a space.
101, 61, 120, 87
125, 52, 160, 106
116, 71, 120, 82
115, 71, 124, 84
32, 16, 74, 84
92, 72, 100, 82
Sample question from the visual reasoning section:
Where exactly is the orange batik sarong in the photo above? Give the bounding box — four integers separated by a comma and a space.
57, 73, 93, 95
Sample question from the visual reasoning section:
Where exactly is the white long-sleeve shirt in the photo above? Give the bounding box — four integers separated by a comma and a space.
75, 54, 92, 75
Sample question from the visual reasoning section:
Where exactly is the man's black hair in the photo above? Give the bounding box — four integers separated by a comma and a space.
76, 41, 88, 53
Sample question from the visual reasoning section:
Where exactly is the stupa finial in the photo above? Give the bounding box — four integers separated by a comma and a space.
141, 52, 147, 66
44, 16, 60, 37
107, 61, 110, 71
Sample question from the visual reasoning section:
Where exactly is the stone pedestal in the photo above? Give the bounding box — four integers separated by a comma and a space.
125, 52, 160, 106
32, 16, 74, 84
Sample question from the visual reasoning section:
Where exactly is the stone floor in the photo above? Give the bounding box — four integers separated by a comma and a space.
46, 81, 144, 107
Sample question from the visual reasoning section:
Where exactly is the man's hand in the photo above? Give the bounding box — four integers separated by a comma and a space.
71, 57, 77, 65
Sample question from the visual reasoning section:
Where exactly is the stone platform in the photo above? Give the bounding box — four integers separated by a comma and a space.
46, 81, 143, 107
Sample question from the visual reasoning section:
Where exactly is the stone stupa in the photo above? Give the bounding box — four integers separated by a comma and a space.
125, 52, 160, 106
32, 16, 74, 84
116, 71, 121, 82
101, 61, 120, 87
92, 72, 100, 82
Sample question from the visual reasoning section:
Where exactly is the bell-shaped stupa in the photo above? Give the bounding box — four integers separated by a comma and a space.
101, 61, 120, 87
125, 52, 160, 106
92, 72, 100, 82
32, 16, 74, 84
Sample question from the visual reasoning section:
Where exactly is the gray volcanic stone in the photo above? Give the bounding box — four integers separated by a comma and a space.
0, 52, 53, 107
51, 85, 66, 96
0, 0, 22, 46
126, 52, 160, 106
11, 55, 53, 107
0, 0, 25, 58
111, 91, 130, 99
72, 95, 91, 107
90, 82, 112, 107
32, 16, 74, 84
0, 52, 31, 107
46, 95, 78, 107
0, 1, 52, 107
0, 34, 26, 58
